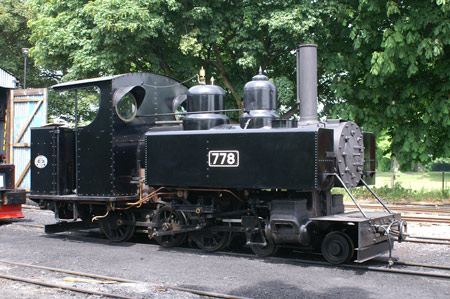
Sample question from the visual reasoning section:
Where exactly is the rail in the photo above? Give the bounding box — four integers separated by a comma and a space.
3, 222, 450, 281
0, 259, 249, 299
344, 203, 450, 224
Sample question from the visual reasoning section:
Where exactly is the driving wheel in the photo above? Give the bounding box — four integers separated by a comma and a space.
192, 229, 231, 252
153, 207, 187, 247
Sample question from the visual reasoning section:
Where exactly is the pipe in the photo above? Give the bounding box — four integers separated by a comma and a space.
297, 44, 318, 125
24, 55, 27, 89
75, 89, 78, 195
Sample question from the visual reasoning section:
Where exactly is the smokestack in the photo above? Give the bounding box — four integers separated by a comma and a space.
297, 44, 318, 125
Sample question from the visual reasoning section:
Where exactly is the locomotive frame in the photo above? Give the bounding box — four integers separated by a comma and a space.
29, 44, 407, 264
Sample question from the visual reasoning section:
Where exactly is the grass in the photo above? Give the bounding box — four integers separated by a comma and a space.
334, 171, 450, 204
375, 171, 450, 191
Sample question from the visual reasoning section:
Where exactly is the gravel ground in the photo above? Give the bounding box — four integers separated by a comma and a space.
394, 221, 450, 265
0, 207, 448, 299
0, 209, 201, 299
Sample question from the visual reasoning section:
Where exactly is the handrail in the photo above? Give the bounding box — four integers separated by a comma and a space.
334, 174, 368, 219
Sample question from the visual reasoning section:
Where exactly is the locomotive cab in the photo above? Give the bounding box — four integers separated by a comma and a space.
29, 73, 188, 227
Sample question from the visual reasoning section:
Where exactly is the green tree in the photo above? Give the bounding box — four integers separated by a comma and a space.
0, 0, 56, 87
262, 0, 450, 167
342, 1, 450, 168
29, 0, 324, 108
28, 0, 450, 168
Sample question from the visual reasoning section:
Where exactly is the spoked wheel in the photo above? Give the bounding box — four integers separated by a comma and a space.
99, 209, 135, 242
250, 234, 278, 257
153, 207, 187, 248
321, 231, 354, 265
192, 229, 231, 252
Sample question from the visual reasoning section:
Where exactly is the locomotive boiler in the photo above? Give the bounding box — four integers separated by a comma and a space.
29, 44, 407, 264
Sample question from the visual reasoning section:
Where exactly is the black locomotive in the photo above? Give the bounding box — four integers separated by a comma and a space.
29, 44, 407, 264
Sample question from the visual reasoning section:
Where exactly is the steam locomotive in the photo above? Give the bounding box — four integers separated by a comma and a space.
29, 44, 407, 264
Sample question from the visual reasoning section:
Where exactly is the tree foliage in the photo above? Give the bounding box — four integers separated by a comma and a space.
327, 1, 450, 167
29, 0, 315, 108
0, 0, 56, 87
27, 0, 450, 168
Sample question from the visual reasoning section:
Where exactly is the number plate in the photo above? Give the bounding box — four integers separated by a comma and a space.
208, 150, 239, 167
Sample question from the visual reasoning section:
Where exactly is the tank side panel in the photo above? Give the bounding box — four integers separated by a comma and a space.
146, 130, 321, 190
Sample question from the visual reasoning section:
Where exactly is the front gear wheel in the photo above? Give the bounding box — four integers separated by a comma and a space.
99, 209, 135, 242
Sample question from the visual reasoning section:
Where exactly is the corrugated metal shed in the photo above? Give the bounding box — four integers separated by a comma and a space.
0, 68, 18, 89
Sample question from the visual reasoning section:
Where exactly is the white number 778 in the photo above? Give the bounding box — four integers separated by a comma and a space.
209, 151, 238, 166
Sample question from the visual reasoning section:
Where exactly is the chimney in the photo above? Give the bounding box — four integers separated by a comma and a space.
297, 44, 318, 125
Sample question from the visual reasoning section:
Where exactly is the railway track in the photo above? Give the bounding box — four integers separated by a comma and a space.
7, 221, 450, 280
1, 221, 449, 299
344, 203, 450, 224
401, 215, 450, 224
405, 235, 450, 245
208, 249, 450, 279
212, 248, 450, 279
4, 210, 450, 281
338, 259, 450, 279
0, 259, 248, 299
1, 247, 449, 298
164, 246, 450, 280
344, 203, 450, 214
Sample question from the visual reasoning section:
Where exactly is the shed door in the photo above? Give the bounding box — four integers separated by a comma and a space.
9, 88, 48, 189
